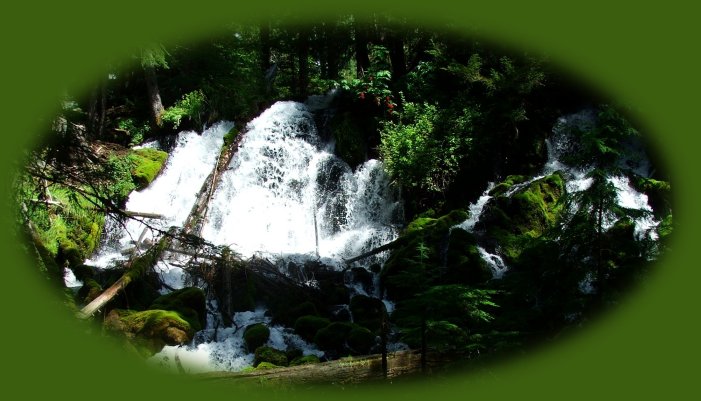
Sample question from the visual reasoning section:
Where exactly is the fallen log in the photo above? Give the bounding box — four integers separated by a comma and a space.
343, 237, 405, 265
194, 349, 449, 385
181, 128, 243, 237
77, 228, 174, 319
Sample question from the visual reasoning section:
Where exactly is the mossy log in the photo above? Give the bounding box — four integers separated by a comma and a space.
77, 228, 174, 319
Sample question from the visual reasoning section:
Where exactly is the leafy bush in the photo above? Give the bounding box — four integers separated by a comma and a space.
161, 90, 206, 129
117, 118, 151, 146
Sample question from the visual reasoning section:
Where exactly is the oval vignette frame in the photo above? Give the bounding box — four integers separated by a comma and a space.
0, 2, 696, 401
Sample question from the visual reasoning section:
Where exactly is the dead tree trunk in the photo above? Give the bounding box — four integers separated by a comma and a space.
181, 126, 243, 238
143, 63, 164, 128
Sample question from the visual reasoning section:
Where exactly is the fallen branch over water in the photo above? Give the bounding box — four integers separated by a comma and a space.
77, 228, 175, 319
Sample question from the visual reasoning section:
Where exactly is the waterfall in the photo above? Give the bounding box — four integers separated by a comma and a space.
148, 100, 402, 373
83, 122, 233, 275
201, 101, 400, 268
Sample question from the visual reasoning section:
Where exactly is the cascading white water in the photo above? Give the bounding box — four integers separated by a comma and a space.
452, 108, 660, 280
455, 182, 495, 232
149, 100, 402, 373
148, 307, 325, 373
84, 122, 233, 275
201, 101, 400, 268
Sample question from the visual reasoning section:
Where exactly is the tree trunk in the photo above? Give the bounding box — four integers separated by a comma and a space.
260, 22, 271, 72
388, 34, 407, 81
143, 63, 164, 128
355, 24, 370, 78
297, 29, 310, 98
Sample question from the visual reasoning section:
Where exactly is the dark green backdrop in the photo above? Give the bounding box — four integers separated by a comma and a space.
1, 1, 696, 400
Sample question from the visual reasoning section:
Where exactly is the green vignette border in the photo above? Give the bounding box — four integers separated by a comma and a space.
0, 1, 697, 400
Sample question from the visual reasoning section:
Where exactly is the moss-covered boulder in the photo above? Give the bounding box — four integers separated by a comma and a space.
289, 354, 321, 366
381, 209, 468, 300
254, 346, 288, 367
244, 323, 270, 351
478, 173, 564, 264
313, 321, 354, 352
149, 287, 206, 331
294, 315, 331, 342
347, 326, 376, 355
129, 148, 168, 190
488, 175, 530, 197
104, 309, 195, 356
349, 295, 385, 333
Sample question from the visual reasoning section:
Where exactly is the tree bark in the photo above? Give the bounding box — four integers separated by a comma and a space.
388, 34, 407, 81
260, 22, 271, 72
143, 63, 164, 128
355, 24, 370, 78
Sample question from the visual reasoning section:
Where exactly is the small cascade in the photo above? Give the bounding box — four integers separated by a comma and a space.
455, 182, 495, 232
452, 108, 660, 278
148, 307, 324, 374
477, 246, 508, 279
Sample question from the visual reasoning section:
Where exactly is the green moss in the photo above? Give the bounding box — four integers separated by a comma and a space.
382, 209, 469, 299
254, 362, 281, 371
105, 309, 195, 355
289, 354, 320, 366
349, 295, 384, 333
244, 323, 270, 351
314, 321, 354, 351
294, 315, 331, 342
129, 148, 168, 190
488, 175, 529, 197
223, 126, 239, 147
479, 173, 565, 264
254, 346, 288, 367
150, 287, 206, 331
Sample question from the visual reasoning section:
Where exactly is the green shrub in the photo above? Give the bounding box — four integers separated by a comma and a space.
162, 90, 206, 129
294, 315, 330, 342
